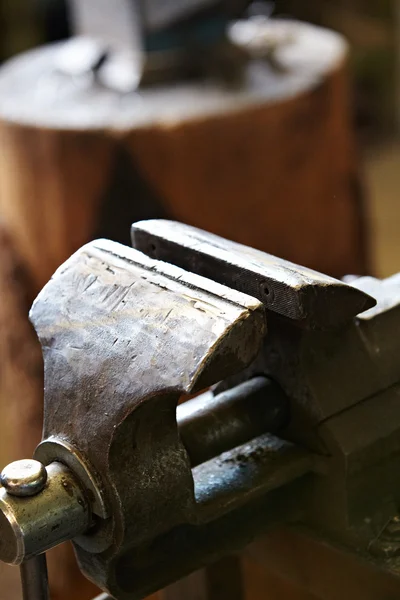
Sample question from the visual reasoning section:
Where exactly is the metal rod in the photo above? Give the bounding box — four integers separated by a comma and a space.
177, 376, 289, 467
20, 554, 49, 600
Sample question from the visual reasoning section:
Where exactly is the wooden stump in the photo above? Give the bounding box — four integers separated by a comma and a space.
0, 20, 368, 289
0, 19, 369, 600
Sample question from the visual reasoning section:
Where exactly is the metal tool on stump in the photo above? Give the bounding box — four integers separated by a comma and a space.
58, 0, 267, 90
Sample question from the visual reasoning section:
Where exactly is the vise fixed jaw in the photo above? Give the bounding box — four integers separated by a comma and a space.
1, 219, 400, 599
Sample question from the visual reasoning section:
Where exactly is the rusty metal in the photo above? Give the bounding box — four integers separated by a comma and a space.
1, 220, 400, 599
178, 376, 289, 466
193, 434, 315, 522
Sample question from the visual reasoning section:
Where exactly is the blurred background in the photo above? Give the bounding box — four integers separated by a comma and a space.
0, 0, 398, 273
0, 1, 399, 599
279, 0, 400, 278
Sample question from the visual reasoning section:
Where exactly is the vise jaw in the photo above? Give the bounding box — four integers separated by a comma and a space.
0, 220, 400, 600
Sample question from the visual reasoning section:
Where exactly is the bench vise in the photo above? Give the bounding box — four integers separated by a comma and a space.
1, 220, 400, 599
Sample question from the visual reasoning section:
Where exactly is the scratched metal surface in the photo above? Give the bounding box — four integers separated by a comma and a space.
131, 220, 375, 329
29, 239, 266, 597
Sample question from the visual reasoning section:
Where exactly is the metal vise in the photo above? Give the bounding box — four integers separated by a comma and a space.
1, 220, 400, 599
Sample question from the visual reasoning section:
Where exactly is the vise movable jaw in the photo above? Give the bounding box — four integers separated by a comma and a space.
0, 220, 399, 600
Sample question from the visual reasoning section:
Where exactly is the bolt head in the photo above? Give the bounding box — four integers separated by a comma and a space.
0, 460, 47, 497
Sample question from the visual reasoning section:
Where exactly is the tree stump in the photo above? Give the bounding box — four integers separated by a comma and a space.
0, 20, 368, 290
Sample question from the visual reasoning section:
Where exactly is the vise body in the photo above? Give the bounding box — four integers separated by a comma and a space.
0, 220, 399, 599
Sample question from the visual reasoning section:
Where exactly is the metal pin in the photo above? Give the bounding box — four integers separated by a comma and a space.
20, 555, 49, 600
1, 460, 47, 498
